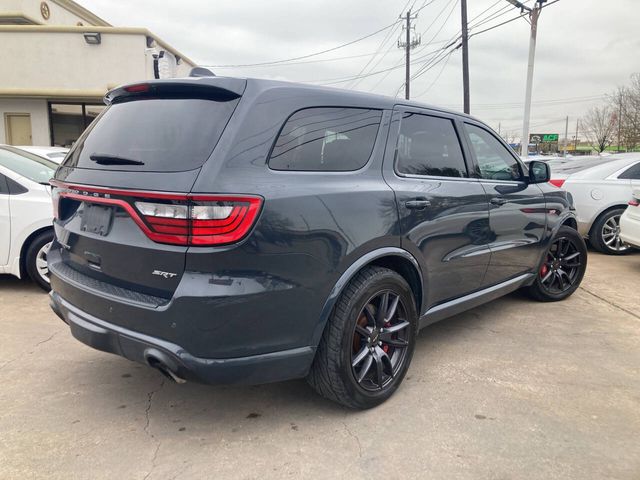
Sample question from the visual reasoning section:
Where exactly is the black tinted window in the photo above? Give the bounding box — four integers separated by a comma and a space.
619, 162, 640, 179
64, 98, 239, 172
269, 108, 382, 171
0, 173, 8, 194
396, 113, 467, 178
466, 124, 522, 181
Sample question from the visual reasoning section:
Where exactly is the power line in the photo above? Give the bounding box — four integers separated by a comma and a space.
203, 20, 401, 68
413, 48, 457, 98
348, 0, 413, 89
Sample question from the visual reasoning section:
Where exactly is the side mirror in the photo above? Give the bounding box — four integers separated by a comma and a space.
528, 160, 550, 184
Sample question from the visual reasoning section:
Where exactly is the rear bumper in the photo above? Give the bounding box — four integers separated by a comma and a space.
49, 291, 315, 385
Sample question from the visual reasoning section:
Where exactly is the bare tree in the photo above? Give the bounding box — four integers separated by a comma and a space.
501, 130, 519, 145
622, 74, 640, 150
580, 106, 617, 153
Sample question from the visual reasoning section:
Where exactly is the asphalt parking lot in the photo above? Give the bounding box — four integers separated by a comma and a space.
1, 251, 639, 480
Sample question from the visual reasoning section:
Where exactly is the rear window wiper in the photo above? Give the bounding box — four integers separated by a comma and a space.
89, 153, 145, 166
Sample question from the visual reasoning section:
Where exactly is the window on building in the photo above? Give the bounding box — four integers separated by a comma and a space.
269, 107, 382, 171
396, 113, 468, 178
48, 102, 106, 147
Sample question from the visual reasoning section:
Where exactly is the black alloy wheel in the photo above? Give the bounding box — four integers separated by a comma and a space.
526, 225, 587, 302
350, 290, 411, 391
307, 266, 417, 409
539, 236, 583, 295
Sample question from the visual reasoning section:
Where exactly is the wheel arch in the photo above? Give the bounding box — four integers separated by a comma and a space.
588, 204, 628, 237
19, 226, 54, 279
561, 216, 577, 230
310, 247, 423, 348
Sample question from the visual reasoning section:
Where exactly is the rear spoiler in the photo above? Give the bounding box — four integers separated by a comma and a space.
104, 77, 247, 105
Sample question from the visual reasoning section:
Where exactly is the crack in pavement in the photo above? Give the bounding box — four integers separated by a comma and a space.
579, 286, 640, 321
343, 422, 363, 458
2, 331, 61, 371
32, 331, 60, 350
143, 378, 165, 480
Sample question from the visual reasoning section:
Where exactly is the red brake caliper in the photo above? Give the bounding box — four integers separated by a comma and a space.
540, 256, 550, 277
382, 322, 391, 353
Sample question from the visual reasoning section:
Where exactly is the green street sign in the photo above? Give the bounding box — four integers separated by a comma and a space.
530, 133, 559, 143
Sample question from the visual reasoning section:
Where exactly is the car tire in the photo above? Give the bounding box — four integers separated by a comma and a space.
307, 266, 417, 409
590, 208, 632, 255
25, 230, 54, 292
526, 226, 587, 302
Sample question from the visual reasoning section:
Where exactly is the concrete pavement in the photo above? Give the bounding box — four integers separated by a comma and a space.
0, 251, 638, 479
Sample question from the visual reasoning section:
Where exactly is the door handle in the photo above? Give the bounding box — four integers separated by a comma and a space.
405, 198, 431, 210
490, 197, 507, 206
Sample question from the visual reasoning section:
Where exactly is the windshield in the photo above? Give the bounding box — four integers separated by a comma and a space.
63, 97, 240, 172
0, 146, 57, 184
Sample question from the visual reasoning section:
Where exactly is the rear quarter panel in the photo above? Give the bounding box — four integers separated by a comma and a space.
563, 179, 632, 235
183, 85, 401, 356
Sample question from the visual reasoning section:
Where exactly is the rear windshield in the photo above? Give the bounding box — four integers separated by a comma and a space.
63, 97, 239, 172
0, 146, 57, 184
549, 157, 610, 175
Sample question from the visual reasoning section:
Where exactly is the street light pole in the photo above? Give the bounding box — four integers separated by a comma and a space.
521, 2, 543, 158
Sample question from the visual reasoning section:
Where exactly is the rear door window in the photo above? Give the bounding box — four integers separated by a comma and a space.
63, 98, 240, 172
395, 113, 468, 178
269, 107, 382, 171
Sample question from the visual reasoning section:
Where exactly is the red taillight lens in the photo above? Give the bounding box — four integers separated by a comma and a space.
135, 197, 262, 246
549, 179, 565, 188
51, 182, 263, 247
629, 198, 640, 207
136, 197, 262, 245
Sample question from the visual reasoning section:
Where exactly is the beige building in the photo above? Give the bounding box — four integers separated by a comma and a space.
0, 0, 196, 146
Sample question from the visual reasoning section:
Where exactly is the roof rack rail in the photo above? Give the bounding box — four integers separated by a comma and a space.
189, 67, 216, 78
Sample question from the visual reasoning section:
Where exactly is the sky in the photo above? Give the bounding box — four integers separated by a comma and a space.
80, 0, 640, 140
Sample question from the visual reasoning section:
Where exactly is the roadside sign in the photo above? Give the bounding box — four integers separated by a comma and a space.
530, 133, 559, 143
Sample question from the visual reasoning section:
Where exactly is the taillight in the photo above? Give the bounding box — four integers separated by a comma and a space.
136, 197, 262, 246
629, 197, 640, 207
51, 186, 60, 218
50, 181, 263, 246
549, 179, 565, 188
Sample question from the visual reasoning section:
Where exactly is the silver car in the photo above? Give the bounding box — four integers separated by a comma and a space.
548, 154, 640, 254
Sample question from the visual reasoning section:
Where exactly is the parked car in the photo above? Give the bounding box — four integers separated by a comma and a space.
48, 76, 586, 409
15, 146, 69, 163
620, 188, 640, 249
547, 154, 640, 254
0, 145, 55, 290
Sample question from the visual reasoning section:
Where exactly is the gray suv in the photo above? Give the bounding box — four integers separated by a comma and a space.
48, 75, 587, 409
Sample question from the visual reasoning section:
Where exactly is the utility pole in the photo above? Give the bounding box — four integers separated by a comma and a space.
461, 0, 470, 113
574, 118, 579, 152
508, 0, 546, 158
563, 115, 568, 157
398, 10, 420, 100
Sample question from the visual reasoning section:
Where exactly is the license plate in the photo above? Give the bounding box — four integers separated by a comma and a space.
80, 204, 113, 236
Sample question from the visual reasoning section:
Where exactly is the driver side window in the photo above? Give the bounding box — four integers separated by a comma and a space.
465, 124, 522, 181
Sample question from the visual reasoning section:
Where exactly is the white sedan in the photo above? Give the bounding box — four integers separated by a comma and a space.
620, 188, 640, 249
15, 146, 69, 163
0, 145, 56, 290
548, 154, 640, 254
